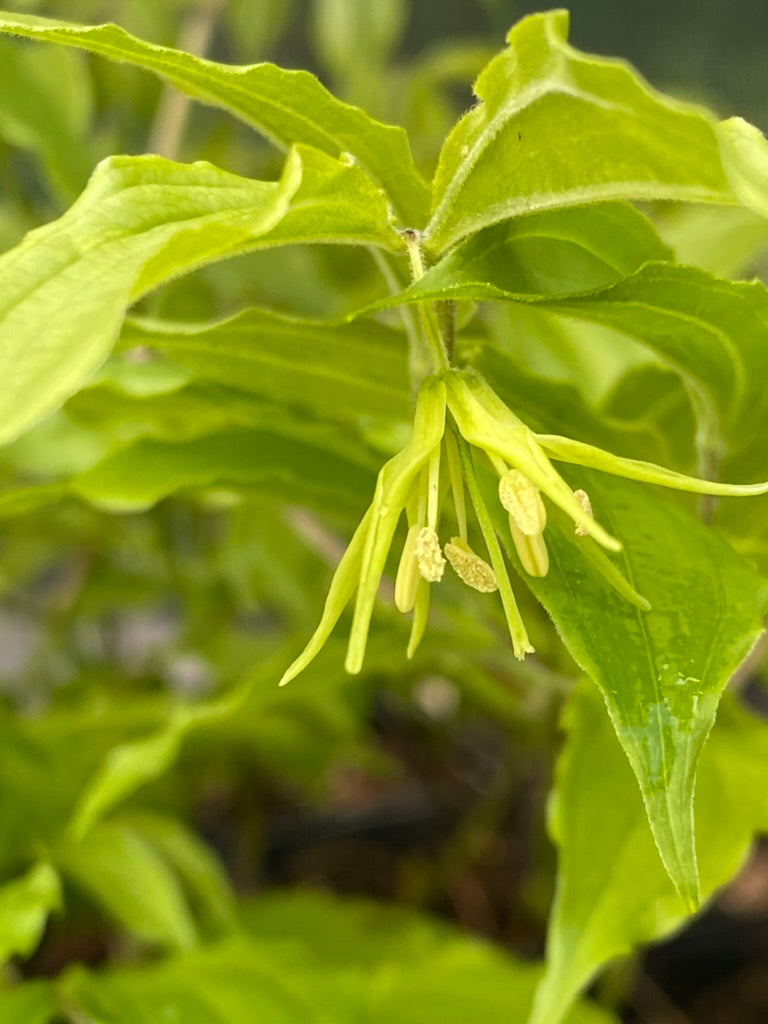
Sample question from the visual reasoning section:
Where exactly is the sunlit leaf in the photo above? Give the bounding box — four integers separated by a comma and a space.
0, 152, 300, 446
0, 10, 429, 225
427, 10, 736, 252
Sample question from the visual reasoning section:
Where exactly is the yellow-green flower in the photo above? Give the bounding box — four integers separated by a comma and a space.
280, 367, 768, 685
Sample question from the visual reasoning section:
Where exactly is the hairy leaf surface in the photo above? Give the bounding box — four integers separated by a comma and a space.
0, 153, 300, 446
427, 10, 735, 252
0, 10, 428, 225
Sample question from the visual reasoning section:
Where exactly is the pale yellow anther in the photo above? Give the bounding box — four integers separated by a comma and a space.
573, 488, 593, 537
414, 526, 445, 582
395, 524, 421, 613
444, 537, 498, 593
499, 469, 547, 536
509, 518, 550, 577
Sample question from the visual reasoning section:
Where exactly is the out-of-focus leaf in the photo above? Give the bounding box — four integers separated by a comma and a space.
0, 10, 429, 225
69, 425, 378, 512
530, 685, 768, 1024
121, 307, 409, 424
0, 982, 57, 1024
426, 10, 736, 253
0, 39, 93, 198
120, 813, 236, 935
499, 469, 768, 908
41, 891, 617, 1024
0, 152, 300, 447
66, 683, 246, 842
656, 204, 768, 278
0, 861, 61, 962
57, 822, 197, 950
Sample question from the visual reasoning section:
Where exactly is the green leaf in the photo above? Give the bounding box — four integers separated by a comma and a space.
0, 982, 57, 1024
0, 10, 429, 225
120, 813, 236, 935
0, 151, 300, 447
404, 204, 671, 302
50, 891, 616, 1024
398, 259, 768, 450
69, 425, 378, 513
530, 684, 768, 1024
57, 822, 197, 949
121, 306, 410, 424
542, 265, 768, 447
717, 116, 768, 219
255, 144, 402, 250
0, 38, 93, 199
67, 685, 246, 842
502, 469, 768, 908
0, 862, 61, 963
426, 10, 735, 253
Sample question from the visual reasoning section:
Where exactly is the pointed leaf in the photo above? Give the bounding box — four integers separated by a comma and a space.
0, 151, 300, 446
69, 426, 377, 513
501, 469, 768, 907
395, 259, 768, 449
426, 10, 735, 253
0, 10, 429, 225
405, 204, 671, 302
530, 684, 768, 1024
121, 306, 409, 424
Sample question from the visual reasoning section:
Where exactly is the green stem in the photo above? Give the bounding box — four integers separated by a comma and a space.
402, 229, 449, 377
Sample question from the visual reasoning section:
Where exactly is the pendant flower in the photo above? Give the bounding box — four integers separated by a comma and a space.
280, 368, 768, 686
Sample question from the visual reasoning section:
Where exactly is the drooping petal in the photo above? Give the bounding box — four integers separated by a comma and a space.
346, 375, 447, 674
537, 433, 768, 496
446, 370, 621, 550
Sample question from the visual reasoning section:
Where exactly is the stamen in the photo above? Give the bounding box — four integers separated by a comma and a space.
414, 526, 445, 582
509, 518, 549, 577
444, 537, 498, 593
573, 489, 593, 536
499, 469, 547, 536
444, 431, 468, 542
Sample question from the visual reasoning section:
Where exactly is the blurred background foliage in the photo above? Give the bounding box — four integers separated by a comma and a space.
1, 2, 768, 1022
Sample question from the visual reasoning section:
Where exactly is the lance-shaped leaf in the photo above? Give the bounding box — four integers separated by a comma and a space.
393, 255, 768, 450
70, 426, 378, 514
405, 204, 671, 301
426, 9, 736, 253
530, 684, 768, 1024
121, 306, 410, 424
0, 10, 429, 226
506, 469, 768, 909
0, 151, 301, 447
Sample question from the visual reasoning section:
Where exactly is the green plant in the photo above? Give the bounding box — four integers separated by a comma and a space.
1, 4, 768, 1022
